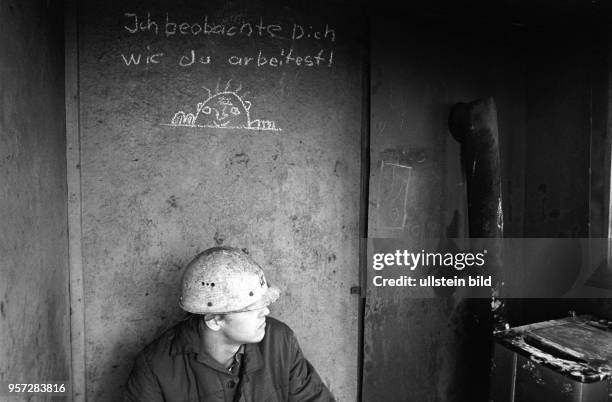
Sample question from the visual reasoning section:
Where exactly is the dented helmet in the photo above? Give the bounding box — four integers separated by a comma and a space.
179, 246, 280, 314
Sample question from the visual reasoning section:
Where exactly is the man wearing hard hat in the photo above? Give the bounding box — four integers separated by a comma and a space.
124, 246, 335, 401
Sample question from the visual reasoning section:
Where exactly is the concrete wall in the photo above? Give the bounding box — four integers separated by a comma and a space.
0, 0, 71, 397
74, 1, 362, 400
364, 10, 599, 402
365, 15, 524, 402
503, 27, 597, 328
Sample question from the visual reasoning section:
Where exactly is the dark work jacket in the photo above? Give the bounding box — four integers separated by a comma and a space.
124, 316, 335, 402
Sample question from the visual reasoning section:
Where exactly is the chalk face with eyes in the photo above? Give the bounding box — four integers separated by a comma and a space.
194, 92, 251, 128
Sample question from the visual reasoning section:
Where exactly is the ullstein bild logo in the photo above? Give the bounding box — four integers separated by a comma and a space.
372, 275, 492, 288
371, 250, 487, 271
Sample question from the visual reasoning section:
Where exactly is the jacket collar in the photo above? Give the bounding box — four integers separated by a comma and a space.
169, 315, 264, 373
242, 342, 264, 373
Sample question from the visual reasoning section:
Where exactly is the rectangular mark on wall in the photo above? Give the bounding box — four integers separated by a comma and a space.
376, 161, 412, 230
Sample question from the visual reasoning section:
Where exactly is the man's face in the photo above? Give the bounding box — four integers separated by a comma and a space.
219, 306, 270, 344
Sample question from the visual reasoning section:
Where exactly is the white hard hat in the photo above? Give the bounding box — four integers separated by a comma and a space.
179, 246, 280, 314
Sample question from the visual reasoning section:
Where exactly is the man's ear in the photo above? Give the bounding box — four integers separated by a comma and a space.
204, 314, 224, 331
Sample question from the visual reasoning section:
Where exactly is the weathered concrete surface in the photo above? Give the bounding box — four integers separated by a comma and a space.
365, 13, 528, 402
77, 1, 362, 400
365, 9, 602, 402
500, 27, 602, 337
0, 0, 70, 399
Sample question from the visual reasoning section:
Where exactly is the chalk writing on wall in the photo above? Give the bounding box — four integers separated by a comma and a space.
123, 13, 336, 41
120, 47, 334, 68
377, 161, 412, 230
120, 13, 336, 69
162, 80, 280, 131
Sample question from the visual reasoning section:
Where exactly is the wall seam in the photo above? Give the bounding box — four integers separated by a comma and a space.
65, 0, 86, 400
357, 10, 371, 402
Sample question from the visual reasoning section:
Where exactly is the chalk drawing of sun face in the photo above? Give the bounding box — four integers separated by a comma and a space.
166, 80, 280, 131
194, 90, 251, 128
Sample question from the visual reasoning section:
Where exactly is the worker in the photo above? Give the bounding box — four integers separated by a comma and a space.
124, 246, 335, 401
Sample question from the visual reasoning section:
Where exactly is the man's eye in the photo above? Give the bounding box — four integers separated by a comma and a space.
231, 107, 240, 115
203, 106, 211, 114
